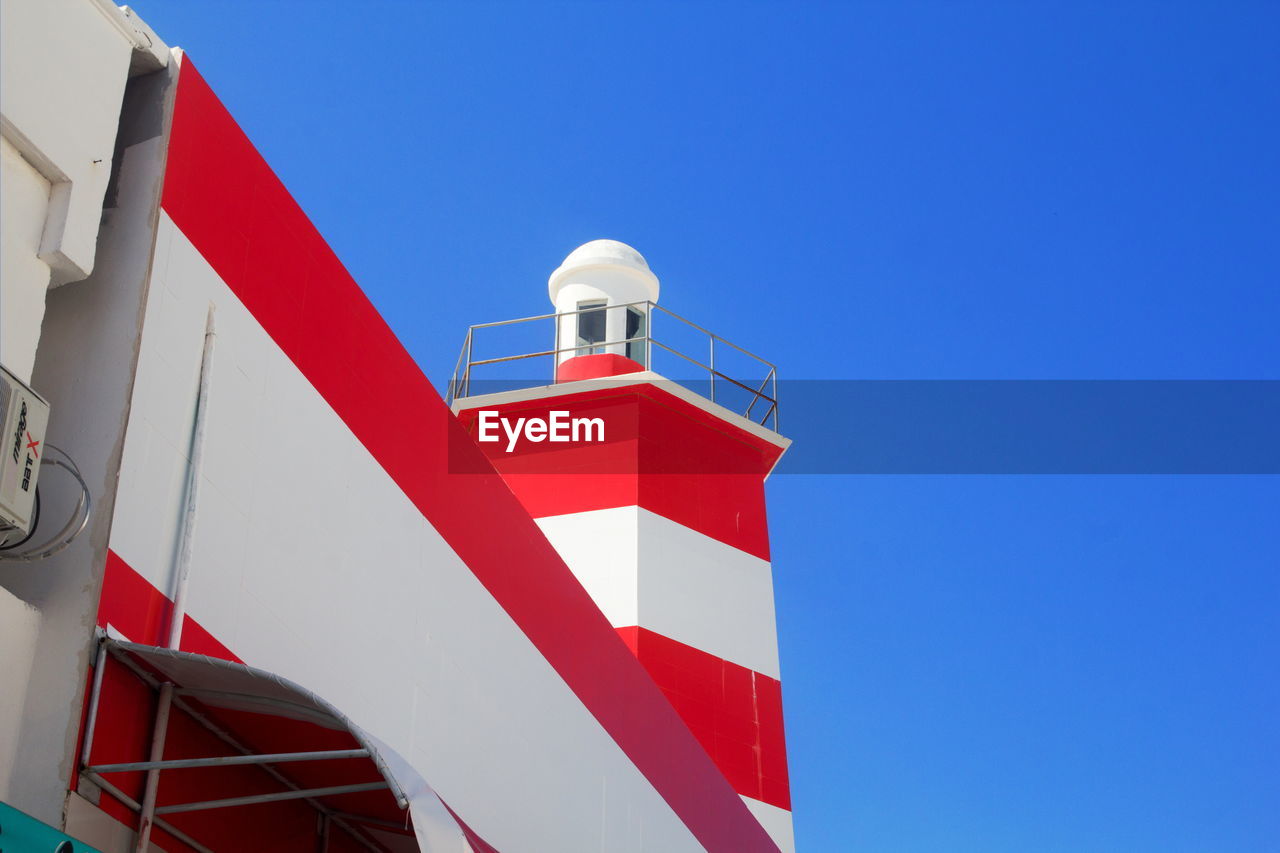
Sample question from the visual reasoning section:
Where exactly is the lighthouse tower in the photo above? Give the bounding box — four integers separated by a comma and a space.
453, 241, 793, 851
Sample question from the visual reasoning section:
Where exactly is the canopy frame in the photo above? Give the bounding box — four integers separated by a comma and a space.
79, 636, 416, 853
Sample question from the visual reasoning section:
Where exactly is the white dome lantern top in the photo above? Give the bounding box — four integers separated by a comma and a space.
548, 239, 660, 307
548, 240, 659, 374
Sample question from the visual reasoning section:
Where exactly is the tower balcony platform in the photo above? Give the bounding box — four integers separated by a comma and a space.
446, 300, 780, 434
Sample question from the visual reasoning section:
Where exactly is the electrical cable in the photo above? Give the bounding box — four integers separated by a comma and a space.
0, 443, 91, 562
0, 489, 40, 551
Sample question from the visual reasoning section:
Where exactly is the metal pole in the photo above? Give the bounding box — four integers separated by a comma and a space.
136, 305, 215, 852
134, 682, 174, 851
80, 641, 108, 770
89, 748, 371, 774
553, 308, 561, 383
709, 336, 716, 403
646, 303, 653, 372
155, 782, 389, 815
327, 811, 412, 832
772, 367, 779, 431
448, 332, 470, 404
168, 304, 216, 651
464, 329, 473, 398
84, 771, 215, 853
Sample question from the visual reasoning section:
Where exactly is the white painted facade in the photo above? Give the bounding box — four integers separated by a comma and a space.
537, 506, 783, 679
0, 0, 166, 382
0, 587, 40, 805
0, 0, 174, 829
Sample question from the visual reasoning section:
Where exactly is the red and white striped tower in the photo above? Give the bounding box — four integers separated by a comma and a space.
454, 241, 793, 851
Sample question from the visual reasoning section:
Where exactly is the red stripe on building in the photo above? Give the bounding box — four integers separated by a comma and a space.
158, 57, 778, 852
96, 550, 241, 661
618, 627, 791, 811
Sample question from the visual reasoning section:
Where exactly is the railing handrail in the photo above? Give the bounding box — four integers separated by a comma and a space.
648, 302, 777, 370
465, 299, 653, 331
462, 301, 778, 370
446, 301, 779, 430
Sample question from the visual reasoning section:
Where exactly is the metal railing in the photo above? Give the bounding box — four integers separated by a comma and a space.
447, 301, 779, 431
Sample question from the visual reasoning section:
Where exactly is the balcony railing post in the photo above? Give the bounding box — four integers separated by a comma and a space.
709, 335, 716, 403
464, 329, 473, 398
771, 367, 778, 430
646, 302, 653, 371
552, 309, 561, 383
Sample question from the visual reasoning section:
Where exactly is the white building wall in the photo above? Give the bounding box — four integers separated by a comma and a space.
0, 49, 180, 827
0, 587, 40, 805
0, 0, 166, 381
0, 136, 53, 381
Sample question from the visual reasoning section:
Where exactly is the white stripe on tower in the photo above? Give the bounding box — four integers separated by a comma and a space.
537, 507, 781, 679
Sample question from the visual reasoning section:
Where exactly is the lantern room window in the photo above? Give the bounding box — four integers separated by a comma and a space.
576, 300, 607, 354
626, 305, 646, 364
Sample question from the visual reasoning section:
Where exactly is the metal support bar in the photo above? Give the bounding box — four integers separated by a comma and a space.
134, 682, 174, 852
650, 301, 775, 365
168, 305, 216, 651
649, 339, 777, 402
744, 372, 774, 420
464, 329, 473, 399
327, 811, 413, 832
552, 304, 561, 377
772, 367, 779, 430
467, 334, 649, 369
80, 641, 108, 769
155, 782, 390, 815
163, 693, 390, 852
89, 748, 371, 774
83, 771, 215, 853
710, 336, 716, 403
646, 306, 653, 371
462, 298, 775, 364
448, 331, 470, 402
465, 299, 653, 330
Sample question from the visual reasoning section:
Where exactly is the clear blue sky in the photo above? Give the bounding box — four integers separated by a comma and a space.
130, 3, 1278, 850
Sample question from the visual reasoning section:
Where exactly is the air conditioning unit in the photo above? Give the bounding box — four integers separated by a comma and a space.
0, 364, 51, 539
